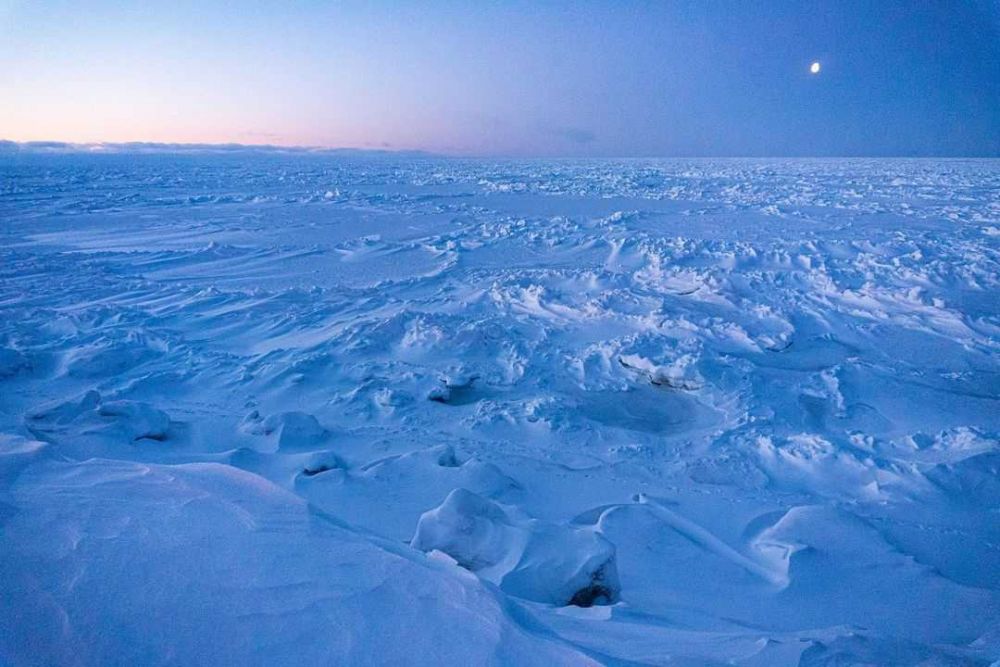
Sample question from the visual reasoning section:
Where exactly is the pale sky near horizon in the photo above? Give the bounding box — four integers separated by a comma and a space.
2, 0, 998, 156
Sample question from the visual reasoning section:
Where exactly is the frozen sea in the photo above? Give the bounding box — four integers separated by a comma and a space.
1, 153, 998, 666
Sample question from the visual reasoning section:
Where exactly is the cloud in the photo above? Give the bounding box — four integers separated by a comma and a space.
0, 140, 434, 157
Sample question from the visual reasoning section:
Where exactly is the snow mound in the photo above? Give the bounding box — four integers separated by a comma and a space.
412, 488, 620, 607
300, 449, 347, 477
242, 410, 330, 451
0, 455, 596, 666
300, 444, 521, 540
97, 400, 170, 441
27, 391, 171, 443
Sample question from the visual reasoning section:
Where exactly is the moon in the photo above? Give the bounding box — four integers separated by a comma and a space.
810, 61, 821, 74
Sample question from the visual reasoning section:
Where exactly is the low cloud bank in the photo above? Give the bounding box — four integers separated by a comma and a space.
0, 140, 433, 157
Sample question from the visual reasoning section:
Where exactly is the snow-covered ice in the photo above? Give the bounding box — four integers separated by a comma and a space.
1, 154, 998, 665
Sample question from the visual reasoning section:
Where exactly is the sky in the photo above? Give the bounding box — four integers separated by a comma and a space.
1, 0, 998, 157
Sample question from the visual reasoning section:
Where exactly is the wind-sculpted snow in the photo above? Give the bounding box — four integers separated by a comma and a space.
1, 154, 998, 666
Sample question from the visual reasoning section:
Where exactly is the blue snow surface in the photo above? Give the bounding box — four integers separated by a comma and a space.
1, 153, 998, 666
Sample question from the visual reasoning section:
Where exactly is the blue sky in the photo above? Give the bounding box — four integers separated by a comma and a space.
1, 0, 998, 156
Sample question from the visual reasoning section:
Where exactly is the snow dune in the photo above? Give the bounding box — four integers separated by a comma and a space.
1, 155, 998, 665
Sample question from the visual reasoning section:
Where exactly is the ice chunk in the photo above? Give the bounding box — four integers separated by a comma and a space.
29, 390, 102, 427
97, 400, 171, 441
412, 489, 620, 606
27, 392, 170, 444
412, 488, 515, 570
254, 411, 329, 451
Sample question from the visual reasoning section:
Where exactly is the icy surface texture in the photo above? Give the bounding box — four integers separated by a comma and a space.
1, 154, 998, 665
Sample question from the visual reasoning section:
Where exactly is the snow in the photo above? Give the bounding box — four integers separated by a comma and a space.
1, 153, 998, 665
412, 488, 621, 606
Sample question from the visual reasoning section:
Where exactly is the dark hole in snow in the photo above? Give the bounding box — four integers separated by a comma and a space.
567, 563, 618, 607
436, 448, 460, 467
302, 464, 336, 477
428, 385, 482, 406
428, 376, 481, 405
568, 583, 614, 608
566, 562, 618, 607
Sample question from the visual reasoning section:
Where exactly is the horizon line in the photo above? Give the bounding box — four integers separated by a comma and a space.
2, 139, 998, 160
